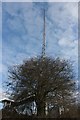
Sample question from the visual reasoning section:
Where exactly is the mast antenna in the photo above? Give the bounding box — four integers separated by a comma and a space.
42, 9, 46, 58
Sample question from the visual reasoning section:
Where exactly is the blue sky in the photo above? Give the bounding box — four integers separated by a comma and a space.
1, 2, 78, 99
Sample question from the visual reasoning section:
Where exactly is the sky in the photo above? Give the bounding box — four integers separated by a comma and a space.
2, 0, 80, 2
1, 2, 78, 99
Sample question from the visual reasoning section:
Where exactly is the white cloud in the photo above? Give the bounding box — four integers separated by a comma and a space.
47, 2, 78, 30
59, 39, 78, 61
65, 3, 78, 20
58, 38, 78, 47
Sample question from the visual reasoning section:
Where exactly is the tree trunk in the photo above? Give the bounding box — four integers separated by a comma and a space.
36, 101, 45, 117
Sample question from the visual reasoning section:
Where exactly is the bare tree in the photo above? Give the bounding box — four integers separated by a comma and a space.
7, 56, 75, 117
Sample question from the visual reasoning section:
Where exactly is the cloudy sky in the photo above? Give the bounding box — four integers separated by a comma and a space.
1, 2, 78, 98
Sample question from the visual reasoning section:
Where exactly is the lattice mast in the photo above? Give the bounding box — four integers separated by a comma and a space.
42, 9, 46, 58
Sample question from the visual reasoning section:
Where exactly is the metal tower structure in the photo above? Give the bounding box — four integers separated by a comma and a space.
42, 9, 46, 58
